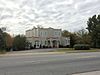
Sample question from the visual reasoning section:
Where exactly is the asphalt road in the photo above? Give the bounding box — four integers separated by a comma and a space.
0, 52, 100, 75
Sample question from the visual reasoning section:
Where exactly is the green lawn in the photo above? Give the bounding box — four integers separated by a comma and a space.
53, 48, 100, 53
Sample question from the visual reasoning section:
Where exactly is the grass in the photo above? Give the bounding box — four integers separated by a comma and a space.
53, 48, 100, 53
0, 50, 6, 54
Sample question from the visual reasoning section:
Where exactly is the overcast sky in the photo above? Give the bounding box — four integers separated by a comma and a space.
0, 0, 100, 35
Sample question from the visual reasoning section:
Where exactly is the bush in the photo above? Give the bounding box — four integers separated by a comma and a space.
74, 44, 90, 50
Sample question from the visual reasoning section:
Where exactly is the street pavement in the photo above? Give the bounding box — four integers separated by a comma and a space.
0, 50, 100, 75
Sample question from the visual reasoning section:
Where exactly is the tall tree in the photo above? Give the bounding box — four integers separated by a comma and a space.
3, 33, 13, 50
70, 33, 78, 47
13, 35, 27, 50
0, 28, 6, 50
62, 30, 78, 47
75, 29, 91, 44
87, 14, 100, 48
62, 30, 71, 37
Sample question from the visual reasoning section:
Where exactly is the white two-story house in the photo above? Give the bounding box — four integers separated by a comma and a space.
26, 26, 70, 48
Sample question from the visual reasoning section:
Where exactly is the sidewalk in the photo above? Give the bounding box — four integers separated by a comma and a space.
0, 51, 65, 57
73, 71, 100, 75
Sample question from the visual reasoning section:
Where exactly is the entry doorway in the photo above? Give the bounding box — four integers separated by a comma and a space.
52, 40, 58, 48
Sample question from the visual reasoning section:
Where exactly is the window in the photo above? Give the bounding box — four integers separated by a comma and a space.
68, 40, 70, 43
59, 32, 61, 35
45, 32, 46, 34
66, 40, 68, 44
55, 32, 57, 35
41, 32, 42, 36
45, 41, 47, 45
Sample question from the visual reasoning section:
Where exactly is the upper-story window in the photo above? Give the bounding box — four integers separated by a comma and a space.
55, 32, 57, 35
45, 32, 47, 35
59, 32, 61, 36
41, 32, 42, 36
54, 31, 60, 36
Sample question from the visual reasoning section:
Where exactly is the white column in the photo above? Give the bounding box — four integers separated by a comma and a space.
50, 39, 53, 48
57, 40, 59, 48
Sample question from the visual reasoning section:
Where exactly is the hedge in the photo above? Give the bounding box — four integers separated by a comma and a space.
74, 44, 90, 50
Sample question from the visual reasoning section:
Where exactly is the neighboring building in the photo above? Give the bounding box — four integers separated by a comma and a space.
26, 26, 70, 48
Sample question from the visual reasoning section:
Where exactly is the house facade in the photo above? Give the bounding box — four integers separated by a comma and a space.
26, 27, 70, 48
